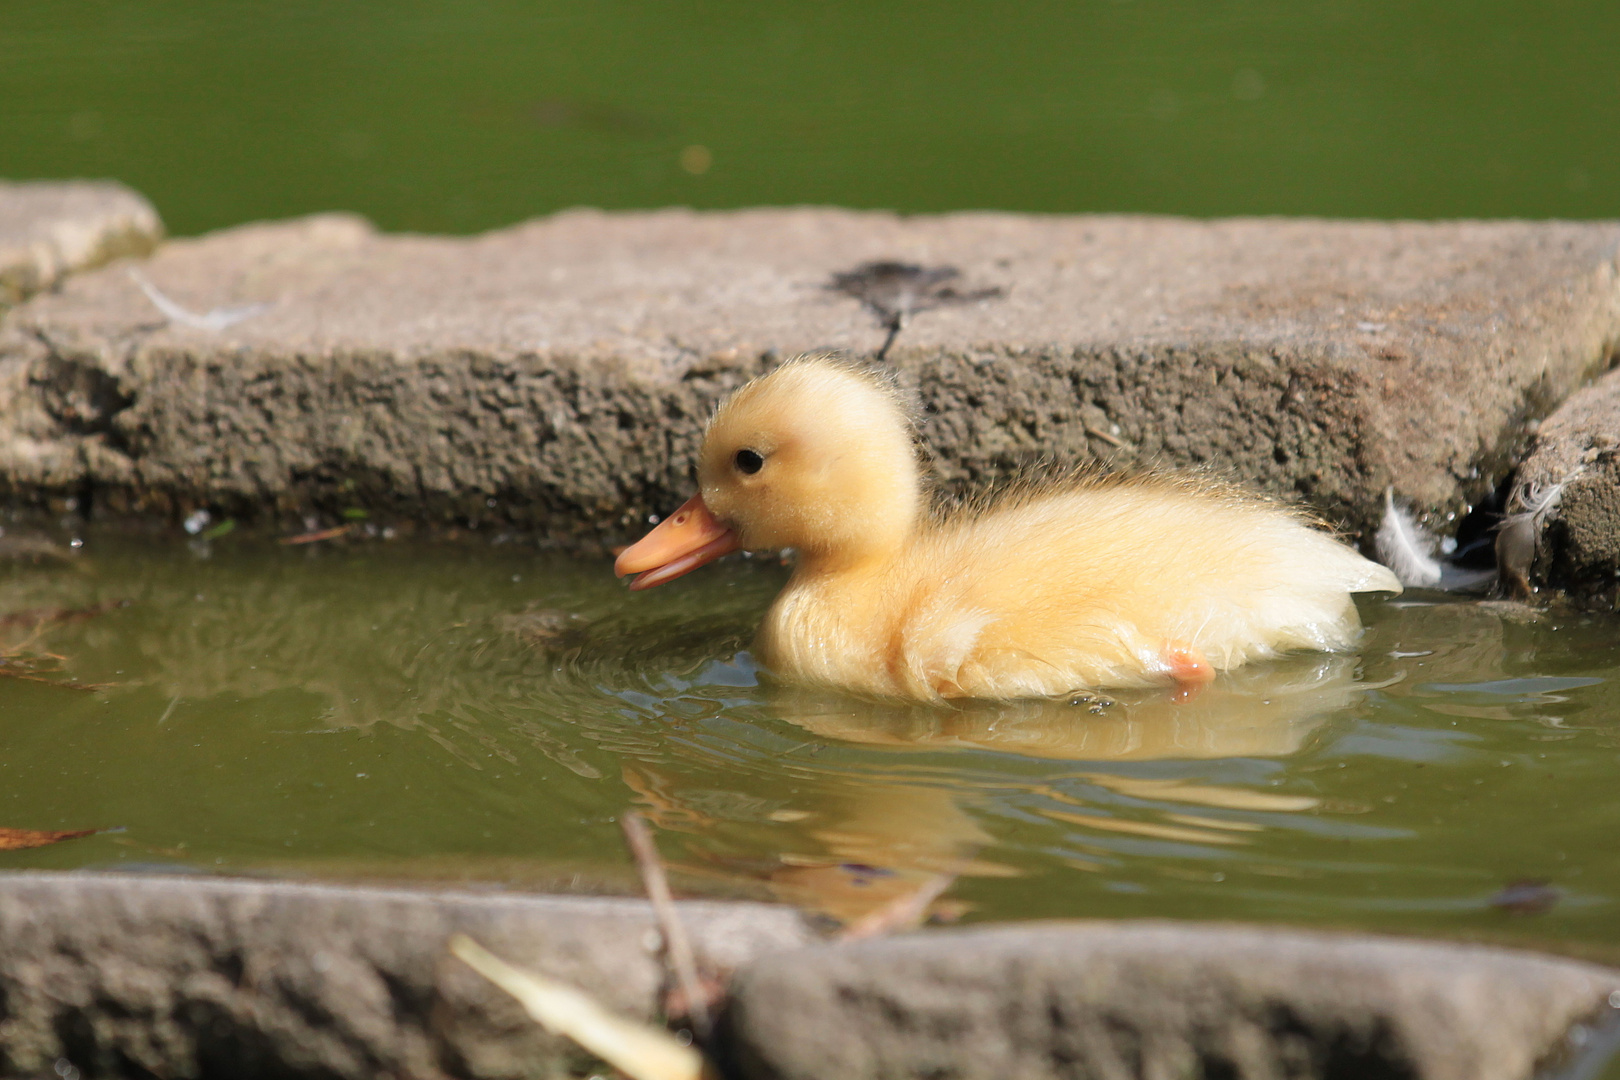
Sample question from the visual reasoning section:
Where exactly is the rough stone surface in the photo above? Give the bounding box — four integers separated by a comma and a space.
5, 874, 1619, 1080
0, 181, 163, 305
0, 871, 814, 1080
1501, 364, 1620, 607
723, 921, 1620, 1080
1, 209, 1617, 547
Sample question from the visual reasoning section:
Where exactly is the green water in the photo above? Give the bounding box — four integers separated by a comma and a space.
6, 0, 1620, 965
1, 530, 1616, 957
5, 0, 1620, 235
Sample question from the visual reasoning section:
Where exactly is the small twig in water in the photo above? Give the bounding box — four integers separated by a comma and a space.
836, 869, 960, 942
621, 811, 713, 1040
157, 694, 182, 726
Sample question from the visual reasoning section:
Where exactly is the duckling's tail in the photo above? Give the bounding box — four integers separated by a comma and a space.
1343, 555, 1403, 596
1314, 530, 1403, 596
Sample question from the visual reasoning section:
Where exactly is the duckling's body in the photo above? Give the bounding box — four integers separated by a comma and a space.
616, 357, 1400, 702
759, 476, 1395, 699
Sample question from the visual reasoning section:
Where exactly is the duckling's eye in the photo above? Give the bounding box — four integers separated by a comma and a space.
734, 449, 765, 475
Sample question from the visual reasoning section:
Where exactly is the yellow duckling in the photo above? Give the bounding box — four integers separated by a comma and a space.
615, 357, 1401, 701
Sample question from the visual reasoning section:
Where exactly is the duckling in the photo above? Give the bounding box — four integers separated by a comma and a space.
615, 357, 1401, 701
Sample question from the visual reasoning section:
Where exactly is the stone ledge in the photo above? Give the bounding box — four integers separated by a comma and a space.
0, 209, 1616, 546
1500, 364, 1620, 607
3, 873, 1617, 1079
0, 871, 813, 1079
723, 921, 1620, 1080
0, 180, 163, 305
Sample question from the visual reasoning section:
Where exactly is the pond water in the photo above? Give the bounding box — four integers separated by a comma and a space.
1, 529, 1617, 960
4, 0, 1619, 235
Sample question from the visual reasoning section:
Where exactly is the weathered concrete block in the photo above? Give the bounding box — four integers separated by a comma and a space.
1499, 364, 1620, 607
0, 871, 813, 1079
0, 181, 162, 305
5, 875, 1618, 1080
722, 921, 1620, 1080
0, 209, 1616, 545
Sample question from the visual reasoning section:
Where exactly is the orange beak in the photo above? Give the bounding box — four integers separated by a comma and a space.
614, 494, 742, 590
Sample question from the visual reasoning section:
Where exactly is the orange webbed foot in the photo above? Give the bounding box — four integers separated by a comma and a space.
1163, 642, 1215, 702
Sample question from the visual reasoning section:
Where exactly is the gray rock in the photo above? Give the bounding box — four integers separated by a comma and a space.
0, 181, 163, 305
723, 921, 1620, 1080
5, 873, 1618, 1080
0, 210, 1617, 545
1498, 365, 1620, 607
0, 870, 813, 1079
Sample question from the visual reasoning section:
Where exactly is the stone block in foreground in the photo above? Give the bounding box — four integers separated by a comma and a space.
1500, 364, 1620, 607
3, 873, 1617, 1080
1, 209, 1617, 545
0, 871, 813, 1080
0, 180, 162, 304
723, 922, 1620, 1080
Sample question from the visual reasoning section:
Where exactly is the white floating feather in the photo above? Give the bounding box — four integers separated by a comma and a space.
1435, 563, 1498, 593
1374, 489, 1443, 588
129, 269, 269, 332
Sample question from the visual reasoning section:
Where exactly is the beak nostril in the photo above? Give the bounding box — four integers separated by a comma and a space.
615, 492, 738, 588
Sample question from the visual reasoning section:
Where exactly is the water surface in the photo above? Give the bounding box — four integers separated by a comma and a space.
1, 530, 1616, 959
4, 0, 1619, 234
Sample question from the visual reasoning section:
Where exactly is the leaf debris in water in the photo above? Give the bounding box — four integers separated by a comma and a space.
0, 827, 99, 851
0, 535, 73, 564
828, 260, 1004, 359
828, 261, 1003, 328
0, 599, 131, 629
280, 524, 353, 545
0, 652, 111, 692
1489, 878, 1562, 916
0, 600, 128, 692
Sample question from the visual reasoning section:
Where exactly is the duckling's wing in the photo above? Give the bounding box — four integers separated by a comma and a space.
905, 484, 1401, 695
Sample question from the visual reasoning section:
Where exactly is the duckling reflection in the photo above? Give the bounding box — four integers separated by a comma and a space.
772, 651, 1359, 760
629, 653, 1360, 923
622, 760, 1005, 924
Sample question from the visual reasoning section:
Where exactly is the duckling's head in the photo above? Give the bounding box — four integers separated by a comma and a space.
700, 357, 922, 553
616, 357, 923, 589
